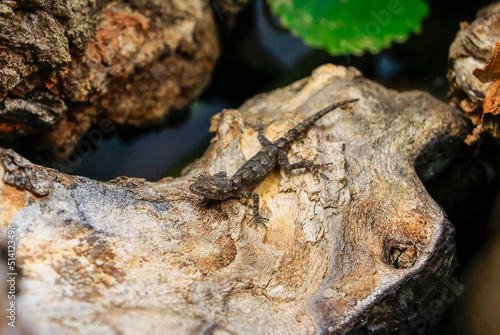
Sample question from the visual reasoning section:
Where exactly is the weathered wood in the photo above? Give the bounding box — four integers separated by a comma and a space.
0, 65, 467, 334
448, 2, 500, 141
0, 0, 219, 159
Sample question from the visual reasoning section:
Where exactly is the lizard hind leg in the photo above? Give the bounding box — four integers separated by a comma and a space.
277, 151, 330, 180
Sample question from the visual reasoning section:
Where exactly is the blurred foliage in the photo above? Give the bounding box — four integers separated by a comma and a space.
267, 0, 429, 55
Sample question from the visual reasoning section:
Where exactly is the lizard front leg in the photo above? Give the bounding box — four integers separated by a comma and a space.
256, 124, 273, 148
277, 151, 329, 180
238, 191, 268, 229
246, 122, 274, 148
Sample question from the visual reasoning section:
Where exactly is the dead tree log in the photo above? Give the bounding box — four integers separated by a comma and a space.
0, 65, 467, 334
448, 2, 500, 142
0, 0, 219, 159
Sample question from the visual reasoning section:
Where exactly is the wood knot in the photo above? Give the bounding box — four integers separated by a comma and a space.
384, 240, 418, 269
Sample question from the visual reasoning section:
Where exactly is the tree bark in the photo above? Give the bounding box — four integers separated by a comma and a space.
0, 0, 219, 159
0, 64, 467, 334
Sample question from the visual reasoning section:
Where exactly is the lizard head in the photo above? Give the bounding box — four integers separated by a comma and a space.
189, 174, 233, 200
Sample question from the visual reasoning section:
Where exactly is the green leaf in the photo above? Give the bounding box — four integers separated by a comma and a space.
267, 0, 429, 55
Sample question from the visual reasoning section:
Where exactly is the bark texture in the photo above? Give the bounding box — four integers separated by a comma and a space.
0, 0, 219, 159
0, 65, 467, 334
448, 2, 500, 142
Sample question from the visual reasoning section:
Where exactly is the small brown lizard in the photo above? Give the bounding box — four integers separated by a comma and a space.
189, 99, 359, 228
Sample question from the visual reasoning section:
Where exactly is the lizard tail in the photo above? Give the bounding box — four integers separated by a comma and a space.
279, 98, 359, 144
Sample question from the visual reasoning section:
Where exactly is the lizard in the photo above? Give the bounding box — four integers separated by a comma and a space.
189, 98, 359, 228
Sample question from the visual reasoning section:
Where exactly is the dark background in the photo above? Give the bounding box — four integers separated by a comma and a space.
66, 0, 493, 182
49, 0, 500, 333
